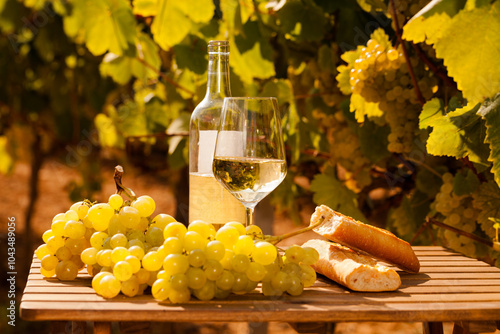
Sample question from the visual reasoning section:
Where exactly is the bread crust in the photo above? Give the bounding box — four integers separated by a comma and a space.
303, 239, 401, 292
310, 205, 420, 273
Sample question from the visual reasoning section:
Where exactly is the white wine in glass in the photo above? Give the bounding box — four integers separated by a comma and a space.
213, 97, 287, 226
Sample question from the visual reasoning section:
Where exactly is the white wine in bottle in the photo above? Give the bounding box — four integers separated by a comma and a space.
189, 40, 246, 229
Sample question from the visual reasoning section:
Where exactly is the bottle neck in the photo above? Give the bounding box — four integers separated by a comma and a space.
205, 51, 231, 99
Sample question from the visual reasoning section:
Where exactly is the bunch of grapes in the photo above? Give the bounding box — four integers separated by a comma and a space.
313, 110, 371, 192
349, 38, 437, 153
37, 187, 320, 302
432, 173, 480, 257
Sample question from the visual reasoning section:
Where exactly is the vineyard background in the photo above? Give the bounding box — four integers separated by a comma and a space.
1, 0, 500, 333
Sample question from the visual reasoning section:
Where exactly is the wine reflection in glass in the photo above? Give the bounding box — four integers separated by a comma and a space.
212, 97, 287, 226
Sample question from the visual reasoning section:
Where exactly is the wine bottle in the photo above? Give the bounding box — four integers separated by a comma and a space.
189, 40, 246, 228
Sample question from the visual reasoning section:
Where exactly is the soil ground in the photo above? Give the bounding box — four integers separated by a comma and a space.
1, 160, 497, 334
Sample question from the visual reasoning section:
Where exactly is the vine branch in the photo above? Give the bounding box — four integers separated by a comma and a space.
389, 0, 426, 106
410, 42, 457, 90
426, 217, 494, 248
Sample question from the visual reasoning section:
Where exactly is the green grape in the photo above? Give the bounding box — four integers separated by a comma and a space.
40, 267, 55, 278
142, 251, 163, 272
36, 244, 52, 260
261, 281, 282, 297
231, 254, 250, 273
186, 267, 207, 290
71, 254, 85, 271
132, 195, 156, 217
225, 222, 246, 236
156, 245, 168, 262
145, 226, 164, 247
246, 262, 266, 282
214, 287, 231, 299
88, 203, 114, 231
136, 268, 151, 284
163, 222, 187, 240
156, 270, 170, 280
96, 249, 113, 267
124, 255, 141, 273
263, 259, 281, 282
183, 231, 207, 252
284, 245, 305, 264
203, 259, 223, 280
137, 217, 149, 232
245, 279, 258, 292
65, 237, 89, 255
233, 235, 254, 256
300, 264, 317, 287
151, 213, 177, 231
107, 215, 126, 236
245, 224, 263, 239
162, 254, 189, 275
64, 210, 79, 222
232, 272, 249, 293
168, 288, 190, 303
127, 229, 146, 243
188, 220, 212, 239
287, 274, 304, 296
163, 237, 183, 255
188, 249, 207, 268
52, 213, 65, 223
170, 273, 189, 291
41, 254, 59, 271
302, 247, 320, 266
92, 271, 113, 291
72, 202, 91, 220
192, 280, 216, 301
64, 220, 86, 240
216, 270, 235, 290
55, 246, 72, 261
282, 262, 301, 277
110, 233, 128, 249
121, 275, 139, 297
151, 278, 171, 301
216, 226, 239, 249
205, 240, 225, 261
118, 206, 141, 229
111, 247, 130, 263
220, 249, 234, 270
108, 194, 123, 210
271, 271, 292, 291
81, 247, 98, 265
128, 238, 145, 249
113, 261, 133, 281
46, 235, 65, 253
98, 275, 121, 298
252, 241, 277, 265
55, 260, 79, 281
51, 220, 66, 237
42, 230, 54, 243
90, 231, 109, 250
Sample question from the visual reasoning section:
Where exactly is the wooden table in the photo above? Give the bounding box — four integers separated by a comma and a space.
20, 246, 500, 334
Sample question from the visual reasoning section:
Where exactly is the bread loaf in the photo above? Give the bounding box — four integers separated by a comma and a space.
310, 205, 420, 273
303, 239, 401, 291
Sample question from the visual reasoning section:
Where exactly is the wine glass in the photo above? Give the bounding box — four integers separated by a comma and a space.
212, 97, 287, 226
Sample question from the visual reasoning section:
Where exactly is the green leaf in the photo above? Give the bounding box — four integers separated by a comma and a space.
419, 98, 445, 129
473, 181, 500, 238
0, 135, 13, 174
276, 0, 326, 42
132, 0, 157, 16
403, 0, 466, 44
453, 169, 480, 196
152, 0, 191, 50
388, 191, 430, 242
318, 44, 334, 73
99, 53, 132, 84
94, 113, 124, 148
220, 0, 243, 36
355, 0, 387, 12
416, 166, 446, 196
230, 20, 275, 83
132, 32, 161, 80
176, 0, 215, 23
83, 0, 137, 56
173, 40, 208, 75
144, 96, 169, 132
434, 2, 500, 103
483, 103, 500, 187
350, 93, 384, 123
310, 173, 367, 222
423, 102, 490, 164
358, 120, 391, 163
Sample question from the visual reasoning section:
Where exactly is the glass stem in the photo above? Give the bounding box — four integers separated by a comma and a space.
245, 207, 254, 226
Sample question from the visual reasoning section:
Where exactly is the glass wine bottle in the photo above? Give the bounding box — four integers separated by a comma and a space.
188, 40, 246, 229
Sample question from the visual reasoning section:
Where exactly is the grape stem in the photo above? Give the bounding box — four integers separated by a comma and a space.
426, 216, 494, 248
113, 165, 137, 201
266, 216, 326, 245
388, 0, 426, 106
